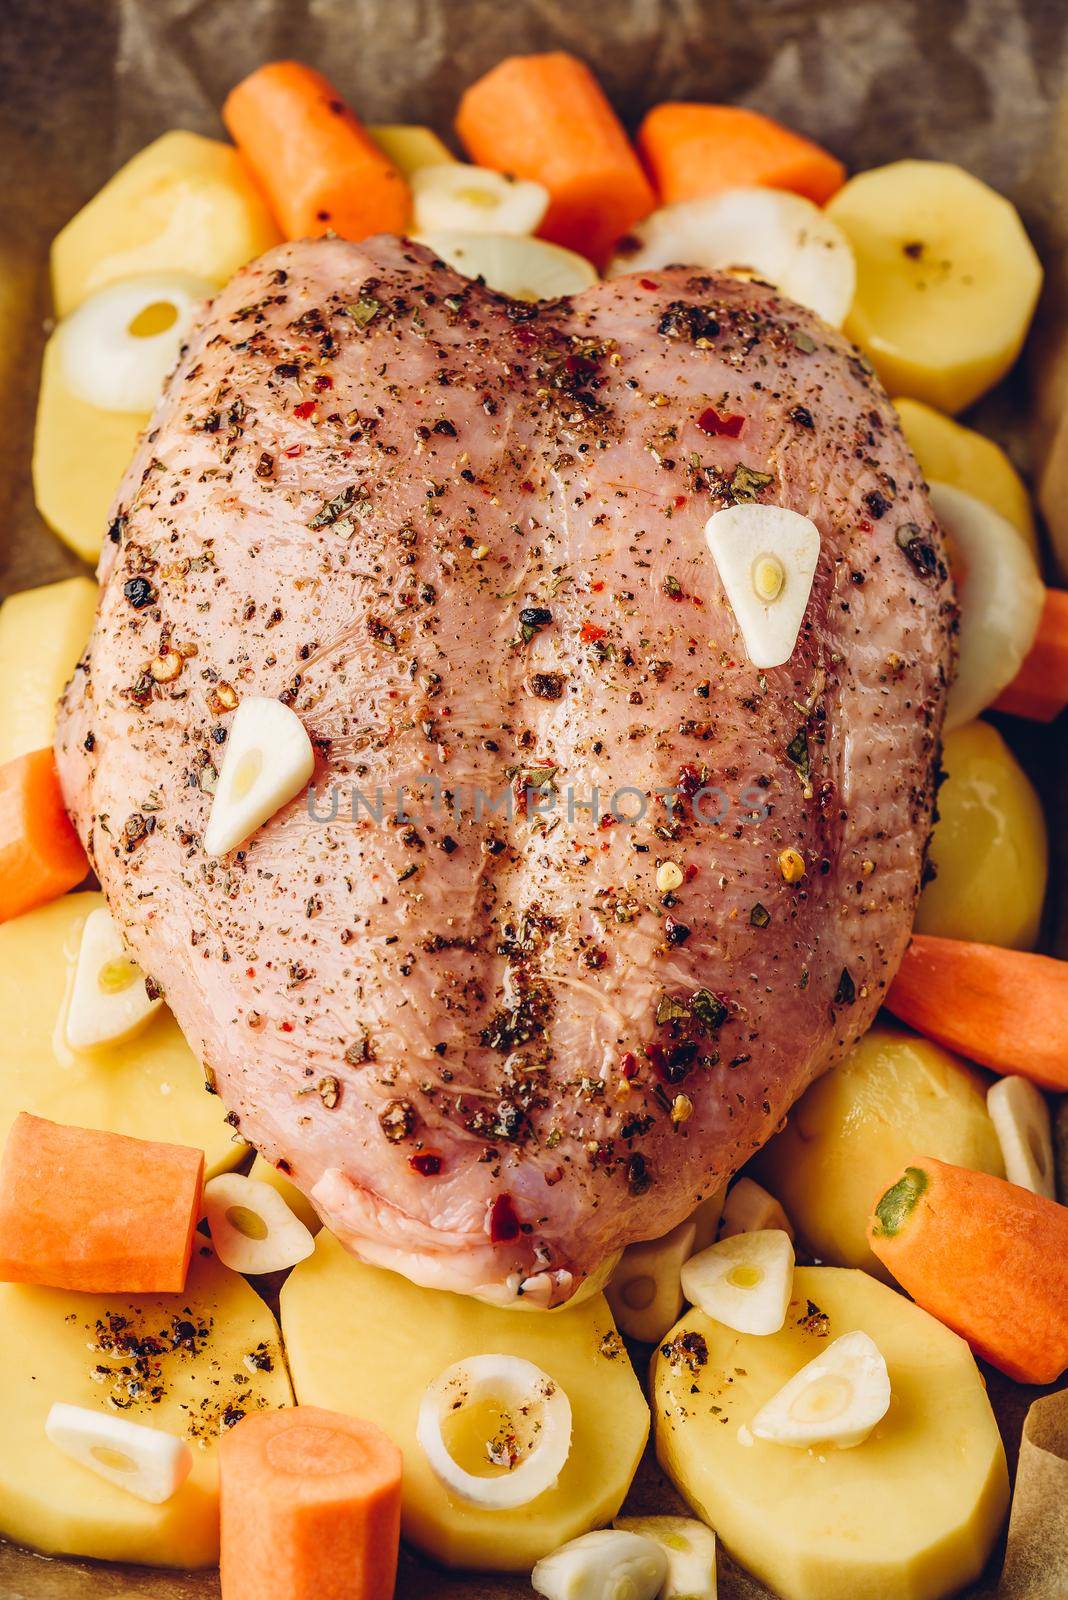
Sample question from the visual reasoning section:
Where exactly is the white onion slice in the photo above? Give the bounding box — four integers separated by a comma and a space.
606, 188, 856, 328
411, 164, 549, 236
416, 1353, 571, 1509
929, 481, 1045, 731
57, 272, 212, 413
417, 230, 598, 302
202, 1173, 315, 1275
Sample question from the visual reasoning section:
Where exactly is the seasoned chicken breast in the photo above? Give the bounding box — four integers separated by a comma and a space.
55, 237, 953, 1305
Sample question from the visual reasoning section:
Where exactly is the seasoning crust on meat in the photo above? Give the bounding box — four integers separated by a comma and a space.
55, 236, 953, 1305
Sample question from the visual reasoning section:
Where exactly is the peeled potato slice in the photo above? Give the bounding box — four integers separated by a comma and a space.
0, 578, 98, 764
65, 905, 162, 1052
533, 1529, 667, 1600
893, 398, 1037, 554
828, 161, 1042, 412
45, 1403, 192, 1505
987, 1076, 1055, 1198
681, 1230, 794, 1336
417, 229, 598, 301
370, 124, 456, 176
606, 188, 856, 328
606, 1217, 696, 1343
411, 164, 549, 235
929, 482, 1044, 731
202, 1173, 315, 1274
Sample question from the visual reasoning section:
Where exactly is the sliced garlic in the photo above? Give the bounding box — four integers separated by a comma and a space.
532, 1529, 668, 1600
719, 1176, 794, 1241
613, 1515, 717, 1600
681, 1229, 794, 1336
417, 230, 598, 301
45, 1402, 192, 1504
202, 695, 314, 857
65, 905, 162, 1051
417, 1353, 571, 1510
411, 164, 550, 236
704, 504, 820, 669
202, 1173, 315, 1275
605, 1217, 697, 1343
606, 188, 856, 327
58, 273, 212, 412
929, 482, 1045, 731
750, 1329, 890, 1450
987, 1076, 1055, 1199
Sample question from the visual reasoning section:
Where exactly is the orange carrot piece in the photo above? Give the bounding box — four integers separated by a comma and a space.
885, 934, 1068, 1091
869, 1156, 1068, 1384
994, 588, 1068, 722
0, 748, 87, 923
223, 62, 410, 242
0, 1112, 204, 1293
455, 52, 655, 267
637, 102, 846, 207
220, 1405, 402, 1600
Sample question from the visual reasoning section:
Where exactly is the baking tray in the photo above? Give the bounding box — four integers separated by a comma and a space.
1, 1, 1067, 1595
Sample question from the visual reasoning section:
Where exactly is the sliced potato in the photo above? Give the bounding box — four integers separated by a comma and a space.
754, 1024, 1003, 1278
893, 398, 1037, 554
281, 1230, 649, 1570
369, 123, 457, 176
829, 160, 1041, 412
0, 1243, 291, 1566
0, 894, 244, 1180
916, 719, 1048, 950
653, 1266, 1009, 1600
0, 577, 97, 763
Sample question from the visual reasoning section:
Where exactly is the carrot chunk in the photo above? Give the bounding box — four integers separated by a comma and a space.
994, 587, 1068, 721
637, 103, 846, 207
220, 1405, 402, 1600
223, 62, 410, 242
869, 1156, 1068, 1384
0, 1113, 204, 1293
0, 748, 88, 923
886, 934, 1068, 1091
455, 52, 655, 267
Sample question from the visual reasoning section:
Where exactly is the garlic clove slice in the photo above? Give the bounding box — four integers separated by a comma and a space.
987, 1076, 1055, 1198
532, 1528, 668, 1600
416, 230, 597, 301
704, 504, 820, 670
719, 1176, 794, 1241
750, 1329, 891, 1449
613, 1514, 717, 1600
606, 1217, 697, 1343
202, 1173, 315, 1275
45, 1402, 192, 1503
606, 188, 856, 328
417, 1353, 571, 1511
681, 1228, 794, 1336
411, 164, 550, 236
202, 695, 314, 857
57, 273, 212, 413
65, 905, 162, 1051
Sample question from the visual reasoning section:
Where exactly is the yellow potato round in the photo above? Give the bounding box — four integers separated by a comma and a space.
0, 577, 98, 763
828, 161, 1041, 413
368, 123, 456, 176
653, 1266, 1008, 1600
281, 1230, 649, 1570
0, 1244, 291, 1566
893, 398, 1037, 554
0, 894, 244, 1179
754, 1024, 1003, 1277
917, 719, 1047, 949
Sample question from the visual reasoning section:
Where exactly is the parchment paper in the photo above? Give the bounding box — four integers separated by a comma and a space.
1, 2, 1067, 1596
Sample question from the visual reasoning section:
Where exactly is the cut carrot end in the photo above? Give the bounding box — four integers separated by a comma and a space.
0, 748, 88, 923
220, 1405, 402, 1600
223, 62, 410, 242
0, 1112, 204, 1293
637, 102, 846, 207
994, 587, 1068, 722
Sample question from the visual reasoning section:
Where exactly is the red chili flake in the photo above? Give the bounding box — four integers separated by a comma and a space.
511, 324, 539, 349
580, 621, 607, 644
673, 495, 687, 510
640, 277, 660, 290
284, 444, 304, 458
520, 480, 535, 492
312, 374, 333, 392
696, 406, 746, 438
488, 1193, 521, 1243
293, 400, 316, 420
409, 1151, 443, 1177
280, 1020, 294, 1033
590, 580, 605, 593
619, 1052, 639, 1080
684, 863, 699, 883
